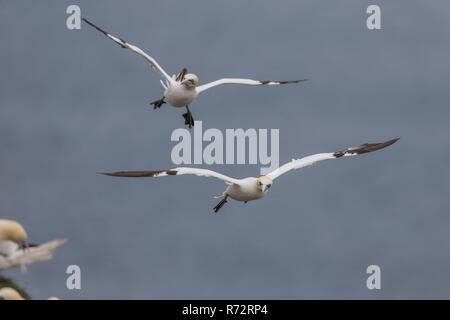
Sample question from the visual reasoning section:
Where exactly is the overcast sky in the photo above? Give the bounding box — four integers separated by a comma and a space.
1, 0, 450, 299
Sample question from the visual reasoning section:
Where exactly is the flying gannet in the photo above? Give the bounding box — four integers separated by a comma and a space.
0, 219, 67, 271
99, 138, 399, 212
81, 18, 306, 128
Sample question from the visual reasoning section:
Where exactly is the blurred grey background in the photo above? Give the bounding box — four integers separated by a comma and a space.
0, 0, 449, 299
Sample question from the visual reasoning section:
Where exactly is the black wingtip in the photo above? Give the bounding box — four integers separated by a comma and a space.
81, 17, 94, 27
97, 172, 112, 176
96, 170, 176, 178
383, 137, 400, 147
280, 79, 309, 84
334, 137, 400, 158
97, 171, 129, 177
81, 17, 113, 39
81, 17, 100, 30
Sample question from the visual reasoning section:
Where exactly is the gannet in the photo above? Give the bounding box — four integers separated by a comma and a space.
99, 138, 399, 212
0, 287, 25, 300
0, 219, 67, 271
0, 219, 27, 247
81, 18, 306, 128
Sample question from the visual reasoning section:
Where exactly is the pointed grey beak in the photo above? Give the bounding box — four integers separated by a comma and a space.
262, 185, 269, 192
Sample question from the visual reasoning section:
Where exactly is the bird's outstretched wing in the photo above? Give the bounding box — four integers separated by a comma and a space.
267, 138, 399, 180
82, 18, 175, 84
98, 167, 241, 185
196, 78, 307, 94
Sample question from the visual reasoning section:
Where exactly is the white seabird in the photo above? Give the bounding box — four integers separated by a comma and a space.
0, 219, 67, 271
99, 138, 399, 212
82, 18, 307, 128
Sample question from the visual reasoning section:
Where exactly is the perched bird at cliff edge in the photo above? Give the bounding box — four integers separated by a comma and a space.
0, 219, 67, 271
98, 138, 399, 212
81, 17, 307, 128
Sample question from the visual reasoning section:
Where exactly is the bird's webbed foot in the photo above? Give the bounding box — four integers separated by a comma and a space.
182, 105, 194, 129
150, 97, 166, 109
213, 195, 228, 213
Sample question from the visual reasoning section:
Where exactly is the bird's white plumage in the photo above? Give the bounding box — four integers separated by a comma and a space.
267, 153, 336, 180
0, 218, 67, 271
119, 41, 174, 84
164, 82, 198, 107
82, 17, 305, 125
0, 239, 67, 271
100, 138, 399, 211
266, 138, 401, 180
81, 18, 174, 84
0, 240, 19, 257
171, 167, 241, 185
196, 78, 299, 93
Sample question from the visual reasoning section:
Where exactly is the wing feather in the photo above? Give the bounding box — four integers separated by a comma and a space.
267, 138, 399, 180
98, 167, 241, 185
82, 18, 174, 84
196, 78, 307, 93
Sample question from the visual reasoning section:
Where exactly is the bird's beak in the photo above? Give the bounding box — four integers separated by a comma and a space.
182, 79, 195, 87
19, 240, 29, 250
262, 185, 269, 192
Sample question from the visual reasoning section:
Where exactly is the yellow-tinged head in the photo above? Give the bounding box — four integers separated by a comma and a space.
256, 176, 273, 193
0, 219, 28, 244
181, 73, 199, 88
0, 287, 25, 300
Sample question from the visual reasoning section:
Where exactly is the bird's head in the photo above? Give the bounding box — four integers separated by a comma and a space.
0, 219, 28, 244
0, 287, 25, 300
256, 176, 273, 193
181, 73, 199, 88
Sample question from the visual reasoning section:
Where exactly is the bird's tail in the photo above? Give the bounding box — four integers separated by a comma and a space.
214, 191, 226, 199
160, 80, 168, 90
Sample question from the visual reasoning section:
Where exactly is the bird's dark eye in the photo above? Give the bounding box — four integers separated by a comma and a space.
267, 184, 271, 188
259, 182, 262, 186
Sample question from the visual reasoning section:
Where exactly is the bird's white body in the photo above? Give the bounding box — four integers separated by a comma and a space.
164, 82, 198, 108
225, 177, 266, 202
